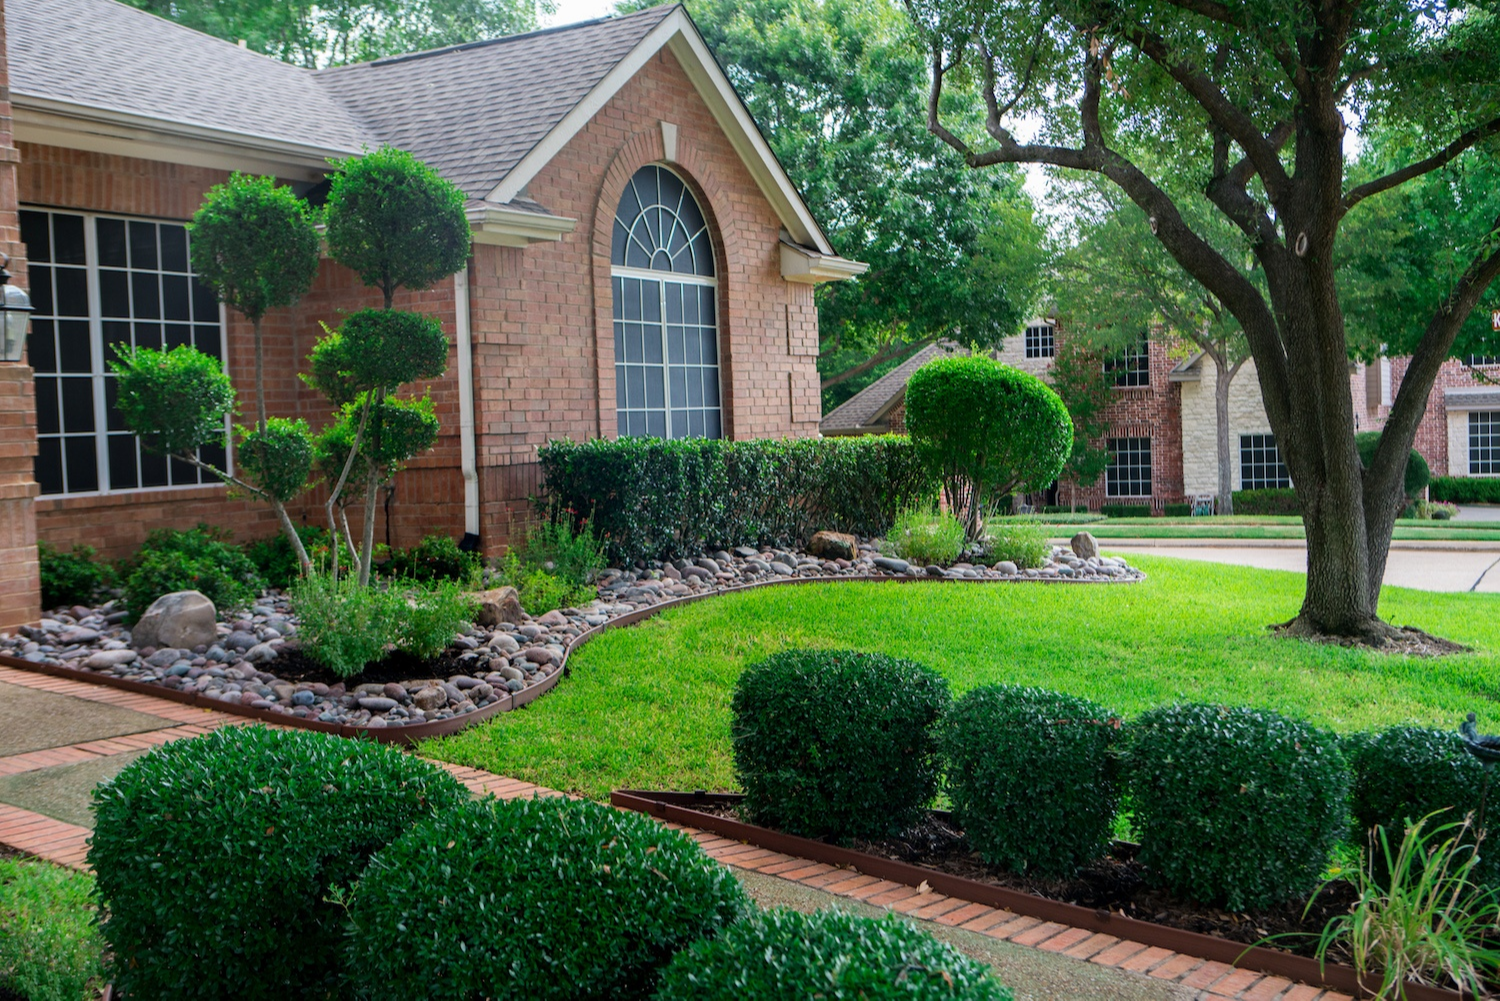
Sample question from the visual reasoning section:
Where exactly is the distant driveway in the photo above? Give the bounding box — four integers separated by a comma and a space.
1097, 540, 1500, 594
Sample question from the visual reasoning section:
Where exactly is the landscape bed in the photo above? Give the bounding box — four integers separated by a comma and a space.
612, 790, 1465, 1001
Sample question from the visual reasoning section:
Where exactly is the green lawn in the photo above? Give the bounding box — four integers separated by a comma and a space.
1007, 515, 1500, 542
421, 555, 1500, 800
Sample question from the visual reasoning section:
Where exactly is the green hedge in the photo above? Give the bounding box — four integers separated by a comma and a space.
349, 796, 748, 1000
732, 650, 950, 840
538, 435, 935, 564
654, 908, 1013, 1000
942, 686, 1120, 877
1431, 476, 1500, 504
1233, 488, 1300, 515
1163, 502, 1191, 517
1100, 503, 1151, 518
89, 725, 466, 1000
1124, 704, 1348, 911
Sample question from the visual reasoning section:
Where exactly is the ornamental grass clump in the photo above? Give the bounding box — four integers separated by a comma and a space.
347, 796, 749, 1001
884, 506, 965, 566
1346, 725, 1496, 884
942, 685, 1120, 877
731, 650, 950, 840
653, 908, 1013, 1000
1124, 703, 1349, 911
88, 726, 466, 1000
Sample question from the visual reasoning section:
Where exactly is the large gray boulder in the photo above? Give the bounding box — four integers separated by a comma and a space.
130, 590, 218, 651
1070, 531, 1099, 560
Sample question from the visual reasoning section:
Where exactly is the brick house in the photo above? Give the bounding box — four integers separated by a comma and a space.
821, 322, 1185, 512
0, 0, 865, 624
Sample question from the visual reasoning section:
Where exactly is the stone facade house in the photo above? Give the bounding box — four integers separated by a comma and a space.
0, 0, 864, 626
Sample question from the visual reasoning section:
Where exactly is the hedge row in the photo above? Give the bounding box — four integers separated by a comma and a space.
1431, 476, 1500, 505
1233, 487, 1300, 515
732, 651, 1493, 911
1100, 503, 1151, 518
537, 435, 935, 565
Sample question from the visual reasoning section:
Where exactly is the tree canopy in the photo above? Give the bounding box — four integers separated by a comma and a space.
124, 0, 551, 67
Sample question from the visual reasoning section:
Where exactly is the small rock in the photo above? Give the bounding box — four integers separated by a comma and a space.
733, 546, 759, 558
994, 560, 1019, 575
292, 690, 317, 707
872, 556, 909, 574
382, 682, 408, 701
57, 627, 100, 645
357, 697, 398, 712
225, 630, 259, 652
807, 531, 858, 561
536, 609, 569, 627
474, 586, 525, 628
83, 649, 138, 669
925, 565, 944, 577
523, 647, 557, 666
244, 642, 278, 665
769, 561, 795, 576
412, 686, 446, 711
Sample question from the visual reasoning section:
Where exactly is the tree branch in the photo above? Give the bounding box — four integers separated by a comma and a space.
820, 338, 932, 391
1344, 115, 1500, 211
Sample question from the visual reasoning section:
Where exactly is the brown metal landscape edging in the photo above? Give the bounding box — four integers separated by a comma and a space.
0, 570, 1144, 745
610, 790, 1466, 1001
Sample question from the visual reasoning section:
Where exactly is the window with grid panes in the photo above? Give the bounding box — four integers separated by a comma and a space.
1472, 413, 1500, 475
1023, 322, 1055, 359
611, 165, 721, 439
1240, 433, 1292, 489
1466, 355, 1500, 367
1105, 437, 1153, 496
21, 209, 227, 496
1105, 333, 1150, 387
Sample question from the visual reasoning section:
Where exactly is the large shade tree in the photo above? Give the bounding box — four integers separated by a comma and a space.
906, 0, 1500, 640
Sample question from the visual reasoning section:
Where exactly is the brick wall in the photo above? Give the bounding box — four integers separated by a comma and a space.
1390, 356, 1500, 479
0, 0, 40, 627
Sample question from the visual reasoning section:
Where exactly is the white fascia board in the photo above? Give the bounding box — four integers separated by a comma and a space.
780, 241, 868, 284
13, 96, 358, 181
485, 8, 837, 256
467, 203, 578, 247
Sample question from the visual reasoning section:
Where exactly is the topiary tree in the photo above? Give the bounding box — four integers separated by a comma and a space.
314, 148, 469, 584
1356, 431, 1431, 501
904, 355, 1072, 541
189, 172, 322, 573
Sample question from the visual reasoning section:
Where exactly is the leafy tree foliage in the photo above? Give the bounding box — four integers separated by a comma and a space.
124, 0, 551, 68
109, 346, 235, 457
906, 0, 1500, 638
904, 356, 1072, 540
1045, 338, 1113, 509
621, 0, 1047, 408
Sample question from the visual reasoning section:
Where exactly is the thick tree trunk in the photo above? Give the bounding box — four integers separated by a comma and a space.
1213, 353, 1233, 516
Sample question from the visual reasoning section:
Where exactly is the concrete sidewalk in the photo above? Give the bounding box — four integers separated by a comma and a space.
1101, 540, 1500, 593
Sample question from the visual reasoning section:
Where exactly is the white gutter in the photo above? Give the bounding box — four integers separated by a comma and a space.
455, 264, 480, 539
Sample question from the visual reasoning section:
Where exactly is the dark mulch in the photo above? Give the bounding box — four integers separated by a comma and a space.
700, 804, 1356, 963
262, 646, 475, 688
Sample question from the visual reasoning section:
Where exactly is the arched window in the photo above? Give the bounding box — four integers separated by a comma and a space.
611, 165, 721, 439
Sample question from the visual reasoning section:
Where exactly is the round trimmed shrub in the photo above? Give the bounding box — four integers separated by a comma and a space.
1123, 704, 1349, 911
1356, 430, 1431, 498
347, 796, 750, 1000
1346, 725, 1495, 880
942, 685, 1120, 877
731, 650, 951, 840
88, 725, 467, 1000
653, 908, 1013, 1000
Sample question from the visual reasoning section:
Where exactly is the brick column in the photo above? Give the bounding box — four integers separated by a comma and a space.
0, 0, 41, 628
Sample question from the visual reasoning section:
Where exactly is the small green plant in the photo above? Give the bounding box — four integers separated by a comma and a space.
1124, 703, 1349, 911
883, 507, 965, 566
348, 796, 749, 1000
89, 725, 466, 1000
386, 533, 483, 584
942, 686, 1120, 877
654, 908, 1013, 1000
521, 518, 606, 586
242, 525, 335, 589
290, 573, 477, 677
494, 552, 596, 615
121, 525, 263, 620
37, 542, 110, 610
1307, 813, 1500, 999
0, 857, 104, 1001
982, 518, 1051, 569
732, 649, 951, 840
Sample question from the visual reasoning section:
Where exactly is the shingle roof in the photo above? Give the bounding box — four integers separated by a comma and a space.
820, 341, 966, 434
8, 0, 369, 153
315, 6, 675, 200
1445, 387, 1500, 412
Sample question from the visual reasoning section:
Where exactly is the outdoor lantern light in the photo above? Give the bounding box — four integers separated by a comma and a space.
0, 255, 31, 363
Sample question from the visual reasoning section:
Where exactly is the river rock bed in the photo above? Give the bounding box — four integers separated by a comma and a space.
0, 539, 1139, 730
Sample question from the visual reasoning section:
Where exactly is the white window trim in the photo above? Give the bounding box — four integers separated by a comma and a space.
23, 205, 232, 499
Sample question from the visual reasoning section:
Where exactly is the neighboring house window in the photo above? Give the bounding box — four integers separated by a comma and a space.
1105, 333, 1150, 387
1240, 433, 1292, 489
20, 209, 226, 496
611, 165, 721, 440
1024, 322, 1055, 359
1467, 355, 1500, 367
1106, 437, 1153, 497
1472, 412, 1500, 475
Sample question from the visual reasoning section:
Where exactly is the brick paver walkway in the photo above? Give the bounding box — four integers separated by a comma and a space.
0, 663, 1351, 1001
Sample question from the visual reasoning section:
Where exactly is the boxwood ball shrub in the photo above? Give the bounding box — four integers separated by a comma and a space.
732, 650, 950, 840
943, 685, 1120, 877
654, 908, 1012, 1000
1124, 704, 1349, 911
88, 725, 466, 1000
1346, 725, 1495, 880
347, 796, 749, 1000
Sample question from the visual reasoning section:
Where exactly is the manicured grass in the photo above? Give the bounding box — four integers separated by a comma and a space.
1044, 524, 1500, 541
422, 555, 1500, 800
0, 855, 103, 1001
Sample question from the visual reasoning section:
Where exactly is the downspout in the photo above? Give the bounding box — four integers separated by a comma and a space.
455, 264, 480, 542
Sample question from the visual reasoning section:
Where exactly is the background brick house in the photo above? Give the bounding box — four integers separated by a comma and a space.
0, 0, 864, 624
